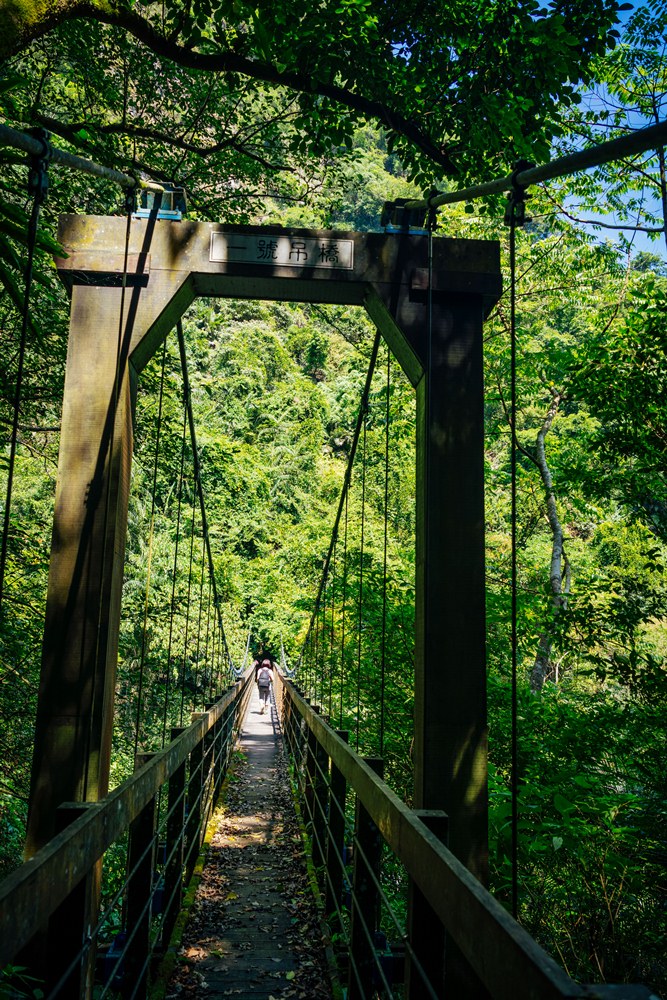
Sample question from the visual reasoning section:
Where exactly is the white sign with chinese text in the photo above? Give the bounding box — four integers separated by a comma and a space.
210, 233, 354, 269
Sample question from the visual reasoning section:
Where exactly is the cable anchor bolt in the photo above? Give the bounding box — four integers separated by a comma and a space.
26, 127, 51, 205
504, 159, 534, 228
124, 180, 139, 216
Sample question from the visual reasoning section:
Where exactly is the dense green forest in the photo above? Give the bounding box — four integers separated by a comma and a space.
1, 0, 667, 993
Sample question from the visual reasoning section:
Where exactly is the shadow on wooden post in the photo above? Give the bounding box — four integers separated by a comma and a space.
304, 706, 319, 839
312, 737, 329, 871
348, 757, 384, 1000
123, 753, 157, 1000
162, 728, 187, 950
47, 802, 99, 999
406, 809, 448, 999
325, 730, 349, 922
185, 715, 206, 884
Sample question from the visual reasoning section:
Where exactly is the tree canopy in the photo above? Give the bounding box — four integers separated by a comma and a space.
2, 0, 628, 193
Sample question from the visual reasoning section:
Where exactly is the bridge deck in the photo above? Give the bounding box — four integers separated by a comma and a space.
165, 689, 333, 999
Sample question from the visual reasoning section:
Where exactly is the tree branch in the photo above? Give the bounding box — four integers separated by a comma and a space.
28, 1, 455, 173
35, 113, 296, 174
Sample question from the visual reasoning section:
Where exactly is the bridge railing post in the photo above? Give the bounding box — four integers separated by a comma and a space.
204, 701, 222, 813
204, 726, 217, 832
325, 730, 349, 922
217, 688, 233, 787
311, 729, 329, 872
287, 690, 302, 764
46, 802, 98, 999
123, 753, 158, 1000
162, 727, 187, 950
303, 705, 319, 835
300, 697, 311, 754
348, 757, 384, 1000
282, 683, 294, 754
184, 716, 206, 883
405, 809, 449, 999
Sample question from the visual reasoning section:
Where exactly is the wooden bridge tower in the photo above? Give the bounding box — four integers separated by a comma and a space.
27, 215, 501, 899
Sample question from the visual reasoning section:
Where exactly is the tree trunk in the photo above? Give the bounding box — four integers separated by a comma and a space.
530, 390, 571, 692
0, 0, 91, 60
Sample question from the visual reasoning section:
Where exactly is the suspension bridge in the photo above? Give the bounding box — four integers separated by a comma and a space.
0, 123, 665, 999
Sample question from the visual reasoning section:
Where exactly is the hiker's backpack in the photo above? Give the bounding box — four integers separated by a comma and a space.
258, 665, 271, 685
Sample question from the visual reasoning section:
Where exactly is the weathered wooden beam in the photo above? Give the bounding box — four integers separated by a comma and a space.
412, 295, 489, 882
54, 215, 500, 385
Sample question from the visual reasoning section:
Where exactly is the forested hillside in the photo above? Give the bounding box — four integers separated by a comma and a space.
1, 0, 667, 992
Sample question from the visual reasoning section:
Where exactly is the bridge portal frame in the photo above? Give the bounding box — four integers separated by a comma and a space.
27, 215, 501, 900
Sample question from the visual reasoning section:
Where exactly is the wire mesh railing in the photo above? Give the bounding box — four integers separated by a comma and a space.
274, 670, 658, 1000
0, 670, 253, 1000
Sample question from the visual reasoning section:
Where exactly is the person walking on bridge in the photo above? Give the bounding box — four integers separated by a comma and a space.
256, 657, 273, 714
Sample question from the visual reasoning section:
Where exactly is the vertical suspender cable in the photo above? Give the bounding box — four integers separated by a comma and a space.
203, 573, 212, 707
356, 418, 367, 752
210, 615, 217, 702
510, 206, 519, 920
176, 320, 233, 681
297, 330, 381, 706
133, 339, 168, 759
0, 139, 49, 618
506, 162, 531, 920
193, 532, 207, 706
312, 602, 319, 701
339, 489, 349, 729
179, 485, 198, 724
313, 598, 319, 703
318, 587, 326, 706
329, 534, 337, 717
162, 393, 188, 745
379, 345, 391, 758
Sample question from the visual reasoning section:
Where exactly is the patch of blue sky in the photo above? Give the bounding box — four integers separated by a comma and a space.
547, 0, 667, 261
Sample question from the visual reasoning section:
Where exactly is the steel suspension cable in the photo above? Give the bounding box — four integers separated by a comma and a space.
329, 533, 337, 717
4, 115, 667, 213
176, 320, 233, 678
401, 117, 667, 214
193, 532, 207, 707
506, 172, 529, 921
339, 489, 349, 729
203, 572, 213, 706
379, 345, 391, 758
356, 417, 367, 753
133, 338, 169, 761
314, 577, 328, 704
162, 391, 188, 746
0, 122, 164, 194
299, 330, 382, 675
179, 483, 198, 725
0, 145, 48, 619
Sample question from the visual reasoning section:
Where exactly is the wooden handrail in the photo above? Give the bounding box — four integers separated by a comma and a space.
275, 673, 657, 1000
0, 670, 252, 966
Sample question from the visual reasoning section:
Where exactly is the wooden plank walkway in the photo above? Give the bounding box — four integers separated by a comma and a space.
165, 687, 334, 1000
